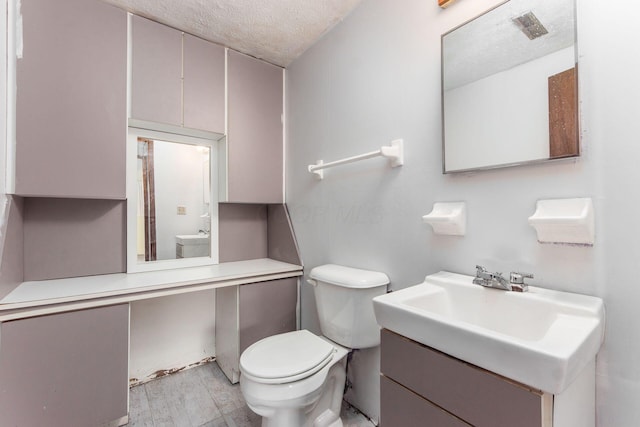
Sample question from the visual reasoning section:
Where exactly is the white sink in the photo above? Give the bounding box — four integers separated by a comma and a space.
373, 271, 605, 394
175, 234, 209, 245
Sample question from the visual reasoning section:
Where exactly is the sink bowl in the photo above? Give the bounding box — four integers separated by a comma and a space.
175, 234, 210, 245
373, 271, 604, 394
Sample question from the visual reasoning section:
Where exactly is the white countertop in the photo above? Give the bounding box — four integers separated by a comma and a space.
0, 258, 302, 318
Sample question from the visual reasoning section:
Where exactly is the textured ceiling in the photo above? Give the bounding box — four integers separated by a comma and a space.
101, 0, 365, 67
443, 0, 575, 90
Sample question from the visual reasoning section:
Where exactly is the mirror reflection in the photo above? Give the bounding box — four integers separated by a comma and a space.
136, 137, 211, 262
442, 0, 578, 173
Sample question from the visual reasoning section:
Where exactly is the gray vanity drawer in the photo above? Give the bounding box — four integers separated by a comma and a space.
381, 375, 470, 427
381, 329, 551, 427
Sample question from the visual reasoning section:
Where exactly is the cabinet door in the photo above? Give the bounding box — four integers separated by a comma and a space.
239, 278, 297, 353
15, 0, 127, 198
0, 304, 129, 426
183, 34, 225, 133
215, 278, 297, 383
227, 51, 284, 203
131, 15, 182, 126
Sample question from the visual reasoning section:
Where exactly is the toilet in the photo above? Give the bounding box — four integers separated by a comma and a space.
239, 264, 389, 427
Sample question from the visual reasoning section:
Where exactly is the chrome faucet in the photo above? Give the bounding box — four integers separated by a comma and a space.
473, 265, 533, 292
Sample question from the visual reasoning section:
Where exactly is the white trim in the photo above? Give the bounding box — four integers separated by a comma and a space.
180, 31, 185, 126
217, 136, 228, 202
0, 0, 7, 196
281, 68, 286, 202
126, 126, 219, 273
126, 303, 131, 415
128, 118, 224, 141
126, 13, 132, 120
5, 0, 18, 194
218, 47, 230, 202
224, 48, 228, 136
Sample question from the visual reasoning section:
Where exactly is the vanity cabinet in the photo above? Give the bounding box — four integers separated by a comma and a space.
130, 16, 225, 133
0, 304, 129, 426
13, 0, 127, 198
380, 329, 552, 427
215, 278, 297, 382
224, 51, 284, 203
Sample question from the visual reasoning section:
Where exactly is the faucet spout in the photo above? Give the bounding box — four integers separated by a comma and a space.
473, 265, 512, 291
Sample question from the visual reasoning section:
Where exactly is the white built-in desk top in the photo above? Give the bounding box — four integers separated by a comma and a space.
0, 258, 302, 321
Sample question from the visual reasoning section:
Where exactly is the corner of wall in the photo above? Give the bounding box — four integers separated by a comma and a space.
0, 195, 25, 300
267, 203, 302, 266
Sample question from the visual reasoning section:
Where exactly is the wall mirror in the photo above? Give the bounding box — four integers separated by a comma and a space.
126, 126, 219, 273
442, 0, 578, 173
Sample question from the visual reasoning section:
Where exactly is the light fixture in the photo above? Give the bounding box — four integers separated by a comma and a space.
438, 0, 457, 8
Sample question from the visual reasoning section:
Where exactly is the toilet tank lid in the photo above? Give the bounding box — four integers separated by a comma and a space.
309, 264, 389, 289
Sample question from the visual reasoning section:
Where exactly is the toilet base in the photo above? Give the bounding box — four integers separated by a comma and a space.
258, 405, 344, 427
313, 408, 344, 427
241, 340, 349, 427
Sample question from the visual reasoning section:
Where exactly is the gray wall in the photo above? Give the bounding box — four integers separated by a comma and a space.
0, 197, 23, 299
286, 0, 640, 425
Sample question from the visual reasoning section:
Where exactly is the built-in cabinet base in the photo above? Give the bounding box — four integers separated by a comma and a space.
0, 304, 129, 426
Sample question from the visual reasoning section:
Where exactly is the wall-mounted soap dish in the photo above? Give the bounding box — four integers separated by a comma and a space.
528, 198, 594, 245
422, 202, 466, 236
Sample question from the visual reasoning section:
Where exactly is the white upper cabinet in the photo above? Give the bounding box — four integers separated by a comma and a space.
130, 16, 225, 134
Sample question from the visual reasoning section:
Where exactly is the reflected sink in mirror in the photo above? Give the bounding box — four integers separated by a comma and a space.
373, 271, 604, 394
175, 233, 210, 245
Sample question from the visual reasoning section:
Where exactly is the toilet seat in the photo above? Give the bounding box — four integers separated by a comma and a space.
240, 330, 335, 385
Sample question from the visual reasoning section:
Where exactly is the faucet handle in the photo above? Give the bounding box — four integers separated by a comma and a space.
509, 272, 533, 292
510, 272, 533, 283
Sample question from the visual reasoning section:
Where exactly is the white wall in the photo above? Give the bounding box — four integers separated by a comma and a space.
129, 291, 216, 383
286, 0, 640, 425
445, 47, 575, 171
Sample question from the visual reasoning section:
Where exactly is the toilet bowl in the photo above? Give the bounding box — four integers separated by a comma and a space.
240, 330, 349, 427
239, 264, 389, 427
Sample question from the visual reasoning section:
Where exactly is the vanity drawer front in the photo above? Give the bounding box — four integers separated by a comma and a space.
381, 375, 470, 427
381, 329, 550, 427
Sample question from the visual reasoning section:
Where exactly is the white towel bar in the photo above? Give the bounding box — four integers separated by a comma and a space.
308, 139, 403, 179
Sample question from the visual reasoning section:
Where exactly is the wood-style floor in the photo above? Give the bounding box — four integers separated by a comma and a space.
127, 361, 375, 427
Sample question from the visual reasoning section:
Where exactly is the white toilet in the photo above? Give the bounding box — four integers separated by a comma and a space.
239, 264, 389, 427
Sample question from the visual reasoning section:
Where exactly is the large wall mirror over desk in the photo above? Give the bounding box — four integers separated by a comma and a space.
126, 123, 222, 273
442, 0, 579, 173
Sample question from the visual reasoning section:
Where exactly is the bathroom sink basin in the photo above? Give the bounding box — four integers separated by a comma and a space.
175, 234, 209, 245
373, 271, 604, 394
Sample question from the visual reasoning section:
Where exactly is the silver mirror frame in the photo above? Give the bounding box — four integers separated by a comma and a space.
441, 0, 580, 174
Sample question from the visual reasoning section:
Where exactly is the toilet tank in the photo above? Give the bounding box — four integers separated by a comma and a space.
309, 264, 389, 349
